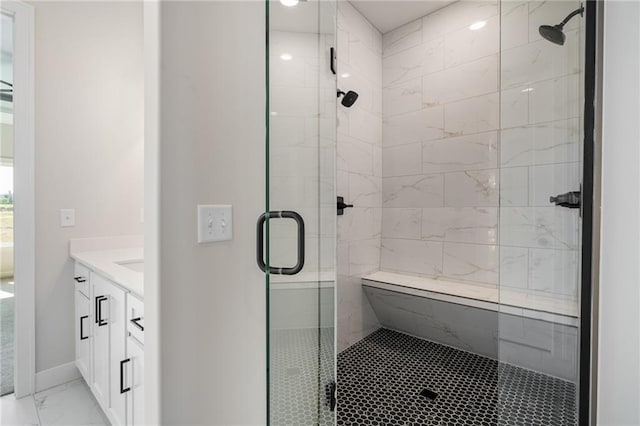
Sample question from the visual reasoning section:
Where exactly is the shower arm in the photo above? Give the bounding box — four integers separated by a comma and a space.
558, 6, 584, 28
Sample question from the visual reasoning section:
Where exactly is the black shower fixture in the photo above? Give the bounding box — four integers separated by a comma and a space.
337, 89, 359, 108
539, 4, 584, 46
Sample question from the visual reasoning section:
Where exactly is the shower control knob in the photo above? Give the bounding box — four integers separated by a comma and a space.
337, 196, 354, 216
549, 191, 581, 209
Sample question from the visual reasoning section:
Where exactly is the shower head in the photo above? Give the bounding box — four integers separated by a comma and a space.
539, 24, 566, 45
539, 5, 584, 46
337, 90, 359, 108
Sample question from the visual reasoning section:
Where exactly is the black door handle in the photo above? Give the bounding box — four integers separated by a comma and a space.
257, 211, 305, 275
550, 191, 581, 208
120, 358, 131, 394
80, 315, 89, 340
130, 317, 144, 331
96, 296, 108, 327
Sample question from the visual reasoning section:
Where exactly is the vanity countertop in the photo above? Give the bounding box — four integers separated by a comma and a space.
71, 247, 144, 299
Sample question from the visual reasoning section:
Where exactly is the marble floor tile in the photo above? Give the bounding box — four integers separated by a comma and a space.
0, 393, 39, 426
34, 379, 108, 426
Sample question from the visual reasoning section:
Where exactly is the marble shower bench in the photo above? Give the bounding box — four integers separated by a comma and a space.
362, 271, 579, 382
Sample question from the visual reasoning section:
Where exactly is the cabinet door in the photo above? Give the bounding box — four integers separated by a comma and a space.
92, 273, 127, 426
75, 289, 91, 382
126, 336, 144, 426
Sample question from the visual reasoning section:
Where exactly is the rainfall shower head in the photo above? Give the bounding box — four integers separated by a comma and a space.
337, 90, 359, 108
539, 5, 584, 46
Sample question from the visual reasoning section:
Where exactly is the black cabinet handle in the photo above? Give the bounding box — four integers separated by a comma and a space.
130, 317, 144, 331
96, 296, 108, 327
80, 315, 89, 340
120, 358, 131, 394
74, 276, 86, 283
257, 211, 305, 275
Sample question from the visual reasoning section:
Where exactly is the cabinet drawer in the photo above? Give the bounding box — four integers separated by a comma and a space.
74, 263, 90, 297
126, 293, 144, 344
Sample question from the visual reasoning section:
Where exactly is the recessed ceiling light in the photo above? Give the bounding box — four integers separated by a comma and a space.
341, 73, 351, 78
280, 53, 293, 61
270, 111, 278, 116
280, 0, 299, 7
469, 21, 486, 31
521, 87, 534, 93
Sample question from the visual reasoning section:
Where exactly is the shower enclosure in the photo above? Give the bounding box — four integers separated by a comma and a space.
154, 0, 595, 424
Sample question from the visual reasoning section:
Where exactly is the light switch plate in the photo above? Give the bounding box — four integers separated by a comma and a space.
60, 209, 75, 227
197, 205, 232, 243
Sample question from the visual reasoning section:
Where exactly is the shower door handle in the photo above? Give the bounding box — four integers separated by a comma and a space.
256, 211, 305, 275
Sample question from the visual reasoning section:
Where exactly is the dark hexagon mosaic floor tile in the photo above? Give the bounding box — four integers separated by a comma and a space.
337, 328, 577, 426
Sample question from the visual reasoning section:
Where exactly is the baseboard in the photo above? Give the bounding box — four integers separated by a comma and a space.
35, 361, 81, 393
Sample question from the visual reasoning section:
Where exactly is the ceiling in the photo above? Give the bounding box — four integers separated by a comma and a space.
350, 0, 456, 34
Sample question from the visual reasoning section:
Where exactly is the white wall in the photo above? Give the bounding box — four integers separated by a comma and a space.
158, 2, 266, 424
597, 0, 640, 424
31, 1, 143, 374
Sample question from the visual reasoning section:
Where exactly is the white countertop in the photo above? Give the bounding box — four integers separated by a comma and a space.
71, 247, 144, 299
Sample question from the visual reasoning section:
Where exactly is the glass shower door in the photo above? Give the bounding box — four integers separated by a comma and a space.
264, 0, 336, 424
498, 1, 585, 424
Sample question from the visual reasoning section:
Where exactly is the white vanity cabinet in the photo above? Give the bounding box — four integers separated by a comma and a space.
74, 263, 92, 383
73, 261, 144, 426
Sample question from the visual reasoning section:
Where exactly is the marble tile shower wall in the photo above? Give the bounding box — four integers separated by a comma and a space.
499, 1, 583, 301
380, 1, 501, 287
336, 2, 383, 351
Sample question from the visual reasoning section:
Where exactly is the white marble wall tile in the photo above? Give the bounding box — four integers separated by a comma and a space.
501, 1, 529, 50
444, 93, 499, 136
337, 275, 380, 352
528, 1, 582, 43
349, 107, 382, 145
444, 15, 499, 68
349, 36, 382, 84
337, 27, 350, 64
382, 38, 444, 87
501, 85, 529, 129
270, 87, 319, 116
529, 248, 578, 297
382, 143, 422, 177
500, 246, 529, 289
422, 55, 498, 106
380, 238, 443, 277
422, 207, 498, 244
339, 71, 374, 111
500, 118, 581, 167
270, 145, 319, 178
501, 34, 581, 89
443, 242, 498, 284
499, 166, 529, 207
349, 173, 382, 208
269, 31, 319, 59
270, 54, 306, 88
444, 169, 498, 207
383, 106, 444, 146
529, 162, 580, 207
337, 1, 380, 54
373, 146, 383, 177
382, 174, 444, 208
348, 239, 381, 276
422, 1, 499, 43
337, 135, 374, 174
382, 208, 422, 240
338, 207, 379, 242
422, 131, 497, 173
499, 206, 579, 250
270, 115, 307, 147
529, 73, 581, 124
383, 18, 422, 58
364, 286, 499, 358
383, 78, 422, 117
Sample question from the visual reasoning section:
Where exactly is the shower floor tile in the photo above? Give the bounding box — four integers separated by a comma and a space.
337, 328, 577, 426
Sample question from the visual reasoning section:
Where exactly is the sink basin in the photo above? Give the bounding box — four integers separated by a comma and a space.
116, 260, 144, 273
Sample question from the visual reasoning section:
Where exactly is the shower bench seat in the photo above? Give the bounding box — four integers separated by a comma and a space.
361, 271, 579, 382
